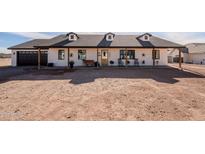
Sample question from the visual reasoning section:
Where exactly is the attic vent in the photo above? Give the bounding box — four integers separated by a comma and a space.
144, 35, 150, 41
138, 33, 152, 41
69, 34, 76, 41
105, 33, 115, 41
70, 34, 74, 40
106, 34, 113, 41
66, 32, 78, 41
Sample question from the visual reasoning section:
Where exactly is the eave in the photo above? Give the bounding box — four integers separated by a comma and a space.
34, 46, 185, 49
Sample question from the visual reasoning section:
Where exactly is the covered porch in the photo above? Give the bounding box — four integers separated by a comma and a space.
36, 47, 184, 69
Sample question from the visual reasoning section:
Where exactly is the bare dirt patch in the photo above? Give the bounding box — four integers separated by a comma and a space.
0, 66, 205, 120
0, 58, 11, 67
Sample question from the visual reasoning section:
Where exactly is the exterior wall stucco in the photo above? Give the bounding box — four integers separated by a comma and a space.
11, 50, 17, 66
183, 53, 190, 63
69, 48, 97, 66
183, 53, 205, 64
11, 48, 170, 67
53, 48, 168, 66
48, 48, 68, 66
189, 53, 205, 64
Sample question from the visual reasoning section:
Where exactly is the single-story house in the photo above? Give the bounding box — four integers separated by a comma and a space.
8, 32, 184, 68
183, 43, 205, 64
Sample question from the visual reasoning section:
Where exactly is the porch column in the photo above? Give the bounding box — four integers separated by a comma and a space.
97, 48, 99, 68
152, 48, 156, 67
179, 48, 182, 69
38, 48, 41, 70
125, 48, 128, 67
68, 48, 70, 68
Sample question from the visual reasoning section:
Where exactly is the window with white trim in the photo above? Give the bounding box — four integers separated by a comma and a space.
70, 34, 74, 40
69, 34, 77, 41
144, 35, 150, 41
106, 34, 114, 41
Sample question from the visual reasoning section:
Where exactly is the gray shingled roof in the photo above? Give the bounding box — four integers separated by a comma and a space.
8, 33, 184, 49
185, 43, 205, 54
8, 39, 49, 49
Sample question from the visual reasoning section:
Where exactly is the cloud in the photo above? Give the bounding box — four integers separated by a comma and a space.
0, 47, 11, 53
155, 32, 205, 45
9, 32, 54, 39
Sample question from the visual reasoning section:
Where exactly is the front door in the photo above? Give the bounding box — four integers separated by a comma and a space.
101, 50, 108, 66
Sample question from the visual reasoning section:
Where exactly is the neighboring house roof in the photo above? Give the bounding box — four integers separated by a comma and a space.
8, 33, 184, 49
185, 43, 205, 54
168, 48, 184, 57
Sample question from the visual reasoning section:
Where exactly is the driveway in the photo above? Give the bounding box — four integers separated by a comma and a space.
0, 66, 31, 81
169, 63, 205, 75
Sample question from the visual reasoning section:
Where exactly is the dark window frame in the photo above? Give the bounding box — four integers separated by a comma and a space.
152, 50, 160, 59
120, 50, 135, 59
78, 49, 86, 60
58, 50, 65, 60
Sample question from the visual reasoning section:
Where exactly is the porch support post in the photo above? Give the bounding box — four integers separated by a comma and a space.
125, 48, 128, 67
152, 48, 155, 67
68, 48, 70, 68
38, 48, 41, 70
179, 48, 182, 69
97, 48, 99, 68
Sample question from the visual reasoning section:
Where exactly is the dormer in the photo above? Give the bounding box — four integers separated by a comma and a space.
105, 32, 115, 41
138, 33, 152, 41
66, 32, 78, 41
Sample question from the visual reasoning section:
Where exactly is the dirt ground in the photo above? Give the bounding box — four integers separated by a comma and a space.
1, 60, 205, 120
0, 58, 11, 67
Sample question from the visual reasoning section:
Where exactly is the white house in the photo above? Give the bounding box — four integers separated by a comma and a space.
8, 32, 184, 68
183, 43, 205, 64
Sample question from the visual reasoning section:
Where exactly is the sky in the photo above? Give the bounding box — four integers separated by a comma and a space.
1, 32, 205, 53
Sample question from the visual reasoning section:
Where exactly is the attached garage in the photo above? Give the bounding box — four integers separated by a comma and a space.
8, 39, 49, 67
17, 51, 48, 66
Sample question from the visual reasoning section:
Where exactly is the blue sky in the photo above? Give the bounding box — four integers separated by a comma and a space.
1, 32, 205, 53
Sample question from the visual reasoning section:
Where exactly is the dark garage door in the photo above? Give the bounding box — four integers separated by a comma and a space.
17, 51, 48, 66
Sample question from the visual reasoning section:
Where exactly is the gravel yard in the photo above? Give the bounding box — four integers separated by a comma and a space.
1, 60, 205, 120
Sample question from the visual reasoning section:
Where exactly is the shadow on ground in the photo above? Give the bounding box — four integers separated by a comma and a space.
0, 66, 204, 85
